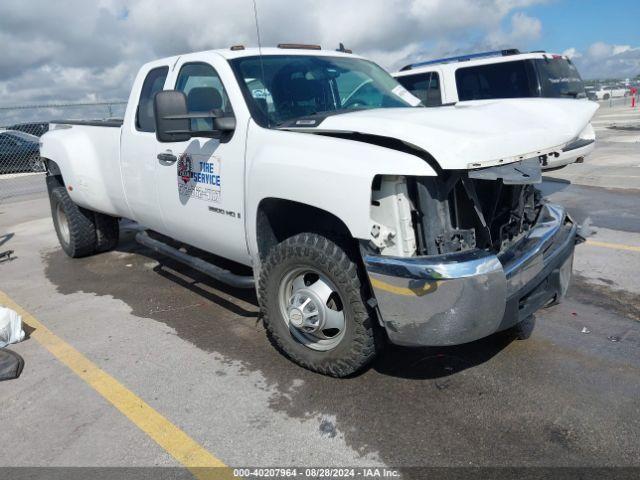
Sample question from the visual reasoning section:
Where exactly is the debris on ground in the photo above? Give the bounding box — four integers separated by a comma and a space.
0, 250, 14, 263
581, 327, 591, 334
0, 349, 24, 381
0, 306, 25, 348
608, 335, 621, 343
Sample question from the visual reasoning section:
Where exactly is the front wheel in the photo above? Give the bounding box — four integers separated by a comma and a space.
259, 233, 381, 377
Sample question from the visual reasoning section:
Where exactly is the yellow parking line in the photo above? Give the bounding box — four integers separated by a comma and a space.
0, 290, 231, 480
585, 239, 640, 253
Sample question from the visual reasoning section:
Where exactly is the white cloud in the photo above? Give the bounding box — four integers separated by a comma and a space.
562, 47, 581, 59
588, 41, 613, 59
612, 45, 632, 56
485, 12, 542, 48
0, 0, 553, 108
0, 0, 635, 112
567, 42, 640, 79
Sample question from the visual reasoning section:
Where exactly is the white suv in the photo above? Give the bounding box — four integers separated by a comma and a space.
393, 49, 596, 170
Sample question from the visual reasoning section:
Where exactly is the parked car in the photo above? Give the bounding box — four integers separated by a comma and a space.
594, 85, 628, 100
7, 122, 49, 137
0, 130, 42, 174
41, 46, 597, 376
584, 86, 598, 101
393, 49, 596, 170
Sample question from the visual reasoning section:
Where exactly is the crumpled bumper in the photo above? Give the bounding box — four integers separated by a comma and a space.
363, 204, 576, 347
543, 138, 595, 170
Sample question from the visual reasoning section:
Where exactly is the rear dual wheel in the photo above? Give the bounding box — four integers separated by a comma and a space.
259, 233, 381, 377
49, 184, 119, 258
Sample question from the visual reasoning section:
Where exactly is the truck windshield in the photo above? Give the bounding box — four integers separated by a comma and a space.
534, 58, 585, 98
230, 55, 420, 127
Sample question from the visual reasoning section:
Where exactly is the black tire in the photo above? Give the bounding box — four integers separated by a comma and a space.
259, 233, 381, 377
94, 212, 119, 253
603, 93, 610, 100
49, 185, 97, 258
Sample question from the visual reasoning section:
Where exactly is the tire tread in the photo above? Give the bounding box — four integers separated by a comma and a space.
259, 232, 379, 377
49, 185, 97, 257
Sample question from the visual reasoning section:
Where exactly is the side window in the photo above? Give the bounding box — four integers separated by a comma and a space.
136, 66, 169, 132
426, 72, 442, 106
455, 61, 536, 101
175, 62, 233, 134
396, 72, 442, 106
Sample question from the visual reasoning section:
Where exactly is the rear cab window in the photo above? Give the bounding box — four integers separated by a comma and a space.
396, 72, 442, 106
136, 66, 169, 132
455, 60, 537, 101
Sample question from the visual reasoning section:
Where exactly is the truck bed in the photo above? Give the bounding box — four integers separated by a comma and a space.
42, 120, 130, 220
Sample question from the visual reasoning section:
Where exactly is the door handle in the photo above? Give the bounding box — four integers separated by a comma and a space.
157, 152, 177, 164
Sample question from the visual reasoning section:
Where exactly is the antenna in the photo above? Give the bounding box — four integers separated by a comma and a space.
252, 0, 269, 127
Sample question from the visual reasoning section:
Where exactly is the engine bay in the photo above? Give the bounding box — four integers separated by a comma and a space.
370, 159, 545, 257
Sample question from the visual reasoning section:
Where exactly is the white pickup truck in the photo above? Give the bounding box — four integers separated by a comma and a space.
41, 45, 598, 377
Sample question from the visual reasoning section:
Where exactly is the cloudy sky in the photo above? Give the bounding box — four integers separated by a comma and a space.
0, 0, 638, 107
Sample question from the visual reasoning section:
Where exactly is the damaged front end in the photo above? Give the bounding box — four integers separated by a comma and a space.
364, 158, 577, 347
411, 157, 544, 256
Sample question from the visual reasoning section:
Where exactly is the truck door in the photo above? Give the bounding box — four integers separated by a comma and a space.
120, 62, 171, 232
153, 58, 250, 265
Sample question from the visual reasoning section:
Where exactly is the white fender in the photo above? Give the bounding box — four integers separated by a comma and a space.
245, 122, 437, 258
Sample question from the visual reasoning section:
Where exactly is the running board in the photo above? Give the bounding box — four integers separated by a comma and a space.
135, 231, 255, 289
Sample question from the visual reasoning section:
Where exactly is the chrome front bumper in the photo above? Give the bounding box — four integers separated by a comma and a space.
364, 204, 577, 347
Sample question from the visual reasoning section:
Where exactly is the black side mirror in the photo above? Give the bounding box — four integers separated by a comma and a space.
154, 89, 237, 142
214, 116, 236, 132
154, 90, 191, 143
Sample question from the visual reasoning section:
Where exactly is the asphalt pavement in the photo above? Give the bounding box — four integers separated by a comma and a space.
0, 101, 639, 475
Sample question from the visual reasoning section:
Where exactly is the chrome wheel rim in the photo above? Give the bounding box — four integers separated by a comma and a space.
56, 203, 70, 245
278, 267, 346, 351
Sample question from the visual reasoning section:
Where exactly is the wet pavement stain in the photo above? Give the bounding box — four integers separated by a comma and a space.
569, 274, 640, 322
42, 231, 640, 467
545, 425, 577, 450
319, 418, 338, 438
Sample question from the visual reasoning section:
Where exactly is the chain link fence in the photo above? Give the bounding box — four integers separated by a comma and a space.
0, 102, 126, 203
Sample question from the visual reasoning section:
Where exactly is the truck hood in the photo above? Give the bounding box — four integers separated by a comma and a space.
284, 98, 599, 170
